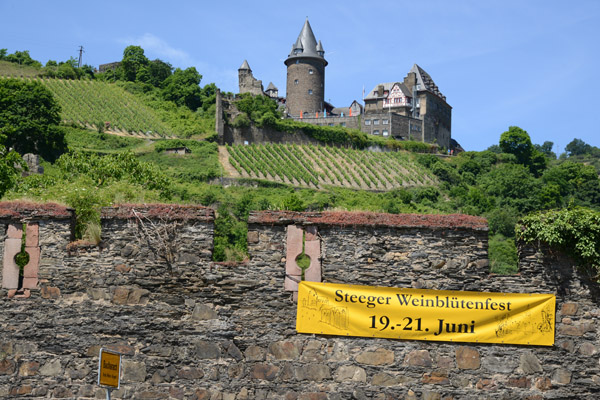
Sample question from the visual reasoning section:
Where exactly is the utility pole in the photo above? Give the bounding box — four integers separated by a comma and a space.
77, 45, 84, 68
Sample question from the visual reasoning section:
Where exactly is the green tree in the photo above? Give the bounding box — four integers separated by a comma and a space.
499, 126, 533, 165
565, 138, 592, 157
499, 126, 547, 176
4, 50, 42, 67
478, 163, 540, 213
0, 135, 24, 198
0, 79, 67, 161
534, 141, 556, 159
161, 67, 203, 110
120, 45, 149, 82
148, 59, 173, 87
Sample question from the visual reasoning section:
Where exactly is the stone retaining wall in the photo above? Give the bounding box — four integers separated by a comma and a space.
0, 204, 598, 399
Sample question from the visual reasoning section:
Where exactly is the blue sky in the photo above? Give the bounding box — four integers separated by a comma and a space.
1, 0, 599, 152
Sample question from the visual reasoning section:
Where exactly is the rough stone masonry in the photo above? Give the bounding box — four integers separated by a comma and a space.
0, 201, 599, 399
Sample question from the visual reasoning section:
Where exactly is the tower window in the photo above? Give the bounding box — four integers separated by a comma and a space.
294, 79, 299, 85
308, 89, 313, 95
309, 69, 313, 74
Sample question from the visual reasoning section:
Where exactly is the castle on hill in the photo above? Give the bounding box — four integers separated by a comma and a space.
238, 19, 454, 150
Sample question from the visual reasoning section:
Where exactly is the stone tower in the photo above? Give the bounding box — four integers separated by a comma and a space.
285, 19, 327, 117
238, 60, 264, 96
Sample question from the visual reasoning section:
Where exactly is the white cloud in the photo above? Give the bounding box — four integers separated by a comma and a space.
118, 33, 190, 64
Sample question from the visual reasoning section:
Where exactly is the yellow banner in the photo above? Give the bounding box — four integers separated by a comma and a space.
296, 282, 555, 346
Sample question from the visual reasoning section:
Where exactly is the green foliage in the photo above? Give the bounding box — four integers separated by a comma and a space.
120, 45, 149, 82
62, 126, 144, 152
66, 187, 110, 239
499, 126, 533, 165
499, 126, 546, 176
486, 206, 519, 237
161, 67, 203, 110
534, 141, 556, 159
235, 93, 281, 123
282, 192, 305, 211
55, 151, 171, 195
232, 113, 251, 128
213, 204, 248, 262
542, 161, 600, 209
140, 140, 221, 182
489, 234, 518, 274
0, 139, 24, 198
0, 78, 67, 161
518, 207, 600, 277
412, 186, 440, 204
1, 49, 42, 68
478, 163, 540, 213
565, 138, 594, 157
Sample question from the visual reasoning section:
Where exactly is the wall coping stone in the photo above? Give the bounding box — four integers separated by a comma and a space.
101, 204, 215, 222
248, 210, 488, 231
0, 201, 73, 220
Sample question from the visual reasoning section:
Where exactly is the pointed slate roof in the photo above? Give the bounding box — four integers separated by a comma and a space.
285, 19, 327, 66
266, 82, 278, 91
409, 64, 445, 100
239, 60, 251, 71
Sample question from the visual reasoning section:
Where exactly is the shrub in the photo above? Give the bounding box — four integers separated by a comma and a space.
489, 234, 518, 274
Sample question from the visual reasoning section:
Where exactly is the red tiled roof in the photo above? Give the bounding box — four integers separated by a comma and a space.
248, 210, 487, 230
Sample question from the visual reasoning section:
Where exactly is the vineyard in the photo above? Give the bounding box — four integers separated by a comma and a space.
9, 77, 174, 138
224, 143, 437, 190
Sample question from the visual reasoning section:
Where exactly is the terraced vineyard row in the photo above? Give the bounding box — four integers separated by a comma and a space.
19, 77, 174, 138
224, 143, 437, 190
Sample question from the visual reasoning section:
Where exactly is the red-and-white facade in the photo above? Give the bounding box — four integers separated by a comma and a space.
383, 84, 411, 107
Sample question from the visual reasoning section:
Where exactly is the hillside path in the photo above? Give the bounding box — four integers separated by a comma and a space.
218, 146, 239, 177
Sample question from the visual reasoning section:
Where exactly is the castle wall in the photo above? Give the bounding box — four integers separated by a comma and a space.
223, 123, 322, 146
299, 115, 361, 130
1, 203, 599, 399
419, 92, 451, 149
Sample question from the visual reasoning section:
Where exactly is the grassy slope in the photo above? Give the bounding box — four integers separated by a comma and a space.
0, 60, 43, 77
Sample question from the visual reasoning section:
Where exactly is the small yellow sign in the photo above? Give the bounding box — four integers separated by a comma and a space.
296, 282, 555, 346
98, 349, 121, 388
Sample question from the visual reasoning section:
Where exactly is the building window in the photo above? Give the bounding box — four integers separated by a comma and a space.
373, 130, 379, 135
328, 123, 334, 126
383, 119, 389, 125
309, 69, 313, 74
340, 122, 346, 127
308, 89, 313, 95
382, 130, 389, 136
365, 119, 371, 125
373, 119, 380, 125
294, 79, 298, 85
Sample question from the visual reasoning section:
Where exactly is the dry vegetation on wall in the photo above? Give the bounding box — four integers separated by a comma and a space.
223, 143, 437, 190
